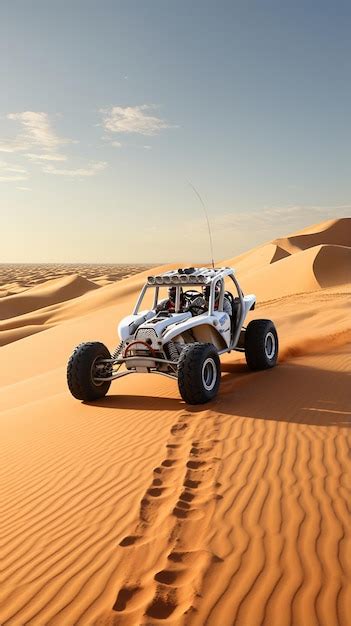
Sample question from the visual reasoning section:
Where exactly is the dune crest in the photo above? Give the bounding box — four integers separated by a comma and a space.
0, 274, 100, 321
232, 243, 351, 300
272, 216, 351, 257
225, 217, 351, 300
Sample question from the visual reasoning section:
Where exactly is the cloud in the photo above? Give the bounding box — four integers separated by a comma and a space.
0, 160, 27, 173
0, 111, 70, 167
0, 174, 28, 181
17, 186, 32, 191
25, 152, 67, 162
101, 105, 174, 136
43, 161, 107, 177
156, 203, 351, 262
7, 111, 68, 151
213, 205, 351, 233
0, 160, 28, 182
1, 112, 109, 181
0, 139, 29, 153
181, 204, 351, 261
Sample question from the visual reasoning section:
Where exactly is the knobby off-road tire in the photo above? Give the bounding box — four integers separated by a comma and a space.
67, 342, 111, 401
177, 342, 221, 404
245, 319, 278, 370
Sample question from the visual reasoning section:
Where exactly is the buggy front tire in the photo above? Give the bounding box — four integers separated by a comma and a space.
245, 319, 278, 370
67, 342, 111, 401
177, 342, 221, 404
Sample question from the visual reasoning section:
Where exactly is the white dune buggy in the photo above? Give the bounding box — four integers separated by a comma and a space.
67, 267, 278, 404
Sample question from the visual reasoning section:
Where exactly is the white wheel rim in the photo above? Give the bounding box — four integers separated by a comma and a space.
202, 357, 217, 391
264, 332, 276, 359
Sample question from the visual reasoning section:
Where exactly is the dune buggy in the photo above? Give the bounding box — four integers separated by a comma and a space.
67, 267, 278, 404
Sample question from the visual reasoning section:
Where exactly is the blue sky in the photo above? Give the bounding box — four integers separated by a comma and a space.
0, 0, 350, 262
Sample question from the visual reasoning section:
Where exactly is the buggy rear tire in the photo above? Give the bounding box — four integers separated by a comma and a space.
177, 342, 221, 404
67, 342, 111, 401
245, 319, 278, 370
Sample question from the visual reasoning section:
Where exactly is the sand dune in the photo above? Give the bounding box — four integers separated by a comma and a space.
0, 263, 154, 293
233, 216, 351, 267
274, 217, 351, 255
227, 217, 351, 300
313, 244, 351, 287
232, 243, 351, 300
0, 218, 350, 625
0, 266, 159, 346
0, 323, 55, 346
0, 274, 100, 321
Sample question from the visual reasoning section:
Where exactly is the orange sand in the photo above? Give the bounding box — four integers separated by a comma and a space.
0, 219, 350, 626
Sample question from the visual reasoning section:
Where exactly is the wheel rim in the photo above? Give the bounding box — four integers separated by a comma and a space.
202, 357, 217, 391
264, 331, 276, 359
91, 356, 106, 386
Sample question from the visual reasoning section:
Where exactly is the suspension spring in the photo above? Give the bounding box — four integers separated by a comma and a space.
167, 341, 180, 362
111, 340, 124, 360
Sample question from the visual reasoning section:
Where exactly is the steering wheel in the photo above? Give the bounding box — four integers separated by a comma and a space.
183, 290, 207, 315
183, 290, 201, 301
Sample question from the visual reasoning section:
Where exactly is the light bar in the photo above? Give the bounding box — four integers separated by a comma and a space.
147, 270, 217, 286
148, 275, 209, 286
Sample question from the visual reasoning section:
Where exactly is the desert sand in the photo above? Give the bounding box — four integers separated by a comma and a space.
0, 218, 350, 626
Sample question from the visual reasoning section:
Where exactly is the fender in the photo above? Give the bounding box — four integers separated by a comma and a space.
162, 311, 231, 348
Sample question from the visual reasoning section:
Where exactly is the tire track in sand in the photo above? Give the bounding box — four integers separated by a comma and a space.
98, 407, 224, 624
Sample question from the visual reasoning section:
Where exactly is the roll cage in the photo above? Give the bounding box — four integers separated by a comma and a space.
133, 267, 244, 314
133, 267, 246, 350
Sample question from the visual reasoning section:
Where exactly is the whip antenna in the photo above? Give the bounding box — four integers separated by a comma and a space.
187, 181, 215, 269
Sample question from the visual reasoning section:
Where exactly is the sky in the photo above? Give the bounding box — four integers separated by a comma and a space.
0, 0, 350, 263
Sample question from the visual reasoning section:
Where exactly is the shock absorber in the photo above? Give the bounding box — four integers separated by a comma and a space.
167, 341, 180, 362
111, 340, 124, 360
